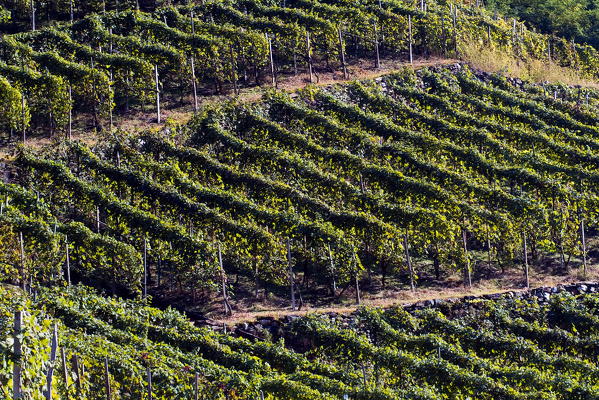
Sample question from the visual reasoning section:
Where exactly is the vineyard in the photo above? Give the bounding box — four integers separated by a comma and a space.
2, 0, 599, 398
1, 0, 599, 139
1, 280, 599, 398
2, 64, 598, 307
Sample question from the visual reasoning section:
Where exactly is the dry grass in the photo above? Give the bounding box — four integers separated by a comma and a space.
460, 41, 599, 88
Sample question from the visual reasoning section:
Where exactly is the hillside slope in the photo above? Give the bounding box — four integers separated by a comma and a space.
2, 64, 598, 316
1, 281, 599, 399
1, 0, 599, 144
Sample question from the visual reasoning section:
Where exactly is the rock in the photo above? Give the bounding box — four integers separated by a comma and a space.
283, 315, 300, 323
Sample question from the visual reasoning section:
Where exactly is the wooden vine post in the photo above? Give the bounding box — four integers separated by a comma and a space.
143, 238, 148, 299
326, 243, 337, 294
70, 0, 74, 23
287, 238, 296, 311
306, 31, 314, 83
218, 243, 232, 315
146, 368, 153, 400
337, 26, 348, 79
266, 33, 276, 87
190, 10, 199, 111
523, 231, 529, 289
451, 4, 458, 55
65, 235, 71, 285
353, 252, 361, 305
19, 231, 26, 290
73, 355, 82, 397
190, 56, 198, 112
154, 65, 161, 124
21, 92, 26, 144
229, 45, 239, 95
581, 217, 588, 278
61, 348, 69, 400
194, 372, 199, 400
408, 15, 413, 64
67, 86, 73, 140
104, 357, 111, 400
44, 324, 59, 400
403, 232, 415, 292
373, 21, 381, 69
31, 0, 36, 31
13, 311, 23, 400
462, 228, 472, 289
96, 206, 100, 233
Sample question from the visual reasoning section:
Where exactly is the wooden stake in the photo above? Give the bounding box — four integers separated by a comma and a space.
61, 348, 69, 400
146, 368, 152, 400
154, 65, 161, 124
194, 372, 199, 400
96, 206, 100, 233
67, 86, 72, 140
581, 218, 588, 278
73, 355, 81, 397
326, 243, 337, 294
70, 0, 74, 23
337, 26, 348, 79
31, 0, 35, 31
190, 56, 198, 112
44, 324, 58, 400
65, 235, 71, 285
218, 243, 232, 315
353, 252, 361, 305
13, 311, 22, 400
306, 31, 314, 83
523, 231, 529, 289
408, 15, 413, 64
19, 231, 25, 290
143, 238, 148, 298
266, 33, 276, 87
229, 45, 239, 95
21, 92, 26, 144
403, 232, 415, 292
451, 4, 458, 54
287, 238, 296, 311
373, 21, 381, 69
104, 358, 111, 400
462, 228, 472, 288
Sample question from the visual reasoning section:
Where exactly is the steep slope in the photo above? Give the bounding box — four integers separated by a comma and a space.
2, 64, 598, 313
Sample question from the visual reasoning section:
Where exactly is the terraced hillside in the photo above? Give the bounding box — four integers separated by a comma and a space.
2, 65, 598, 311
1, 0, 599, 140
1, 282, 599, 399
